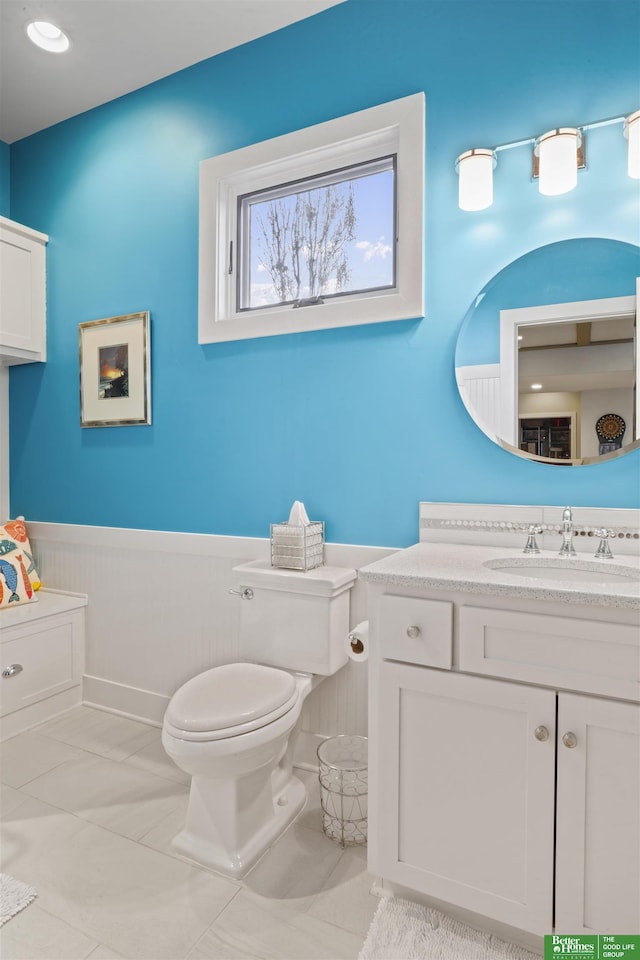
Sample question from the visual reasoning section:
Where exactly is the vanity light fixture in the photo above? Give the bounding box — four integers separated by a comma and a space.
455, 149, 497, 211
26, 20, 70, 53
534, 128, 582, 196
531, 383, 543, 390
456, 109, 639, 210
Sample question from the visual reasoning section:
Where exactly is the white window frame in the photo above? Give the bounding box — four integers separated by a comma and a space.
198, 93, 425, 343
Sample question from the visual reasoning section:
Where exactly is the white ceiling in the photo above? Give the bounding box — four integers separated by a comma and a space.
0, 0, 344, 144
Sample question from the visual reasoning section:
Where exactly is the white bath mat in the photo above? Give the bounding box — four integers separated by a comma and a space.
0, 874, 37, 926
359, 896, 541, 960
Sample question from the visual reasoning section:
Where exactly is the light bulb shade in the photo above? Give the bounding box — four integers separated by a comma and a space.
535, 128, 581, 196
455, 149, 496, 211
624, 111, 640, 179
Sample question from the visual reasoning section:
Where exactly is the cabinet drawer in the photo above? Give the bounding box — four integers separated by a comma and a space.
0, 614, 82, 717
459, 606, 639, 702
378, 594, 452, 668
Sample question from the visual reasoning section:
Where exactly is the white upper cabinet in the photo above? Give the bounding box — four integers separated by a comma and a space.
0, 216, 48, 365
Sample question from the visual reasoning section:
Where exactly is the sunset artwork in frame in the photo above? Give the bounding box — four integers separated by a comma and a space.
79, 311, 151, 427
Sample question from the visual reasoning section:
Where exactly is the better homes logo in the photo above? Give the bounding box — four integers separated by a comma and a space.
545, 935, 639, 960
551, 937, 596, 955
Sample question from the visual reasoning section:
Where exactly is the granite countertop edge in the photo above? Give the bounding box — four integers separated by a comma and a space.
358, 543, 640, 611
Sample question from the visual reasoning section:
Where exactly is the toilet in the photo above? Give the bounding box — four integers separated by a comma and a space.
162, 559, 356, 878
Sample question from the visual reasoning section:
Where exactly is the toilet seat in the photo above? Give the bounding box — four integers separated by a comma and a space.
164, 662, 299, 742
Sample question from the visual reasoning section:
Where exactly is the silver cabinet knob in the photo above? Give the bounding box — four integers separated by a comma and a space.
228, 587, 253, 600
534, 725, 550, 742
2, 663, 23, 678
562, 732, 578, 749
406, 625, 421, 639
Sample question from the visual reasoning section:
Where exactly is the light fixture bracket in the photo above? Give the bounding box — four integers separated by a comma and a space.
455, 148, 497, 173
532, 128, 585, 179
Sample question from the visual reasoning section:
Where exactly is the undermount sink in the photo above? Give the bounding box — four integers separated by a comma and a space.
484, 557, 640, 584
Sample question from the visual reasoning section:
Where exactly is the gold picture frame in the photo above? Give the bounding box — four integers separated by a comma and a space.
79, 311, 151, 427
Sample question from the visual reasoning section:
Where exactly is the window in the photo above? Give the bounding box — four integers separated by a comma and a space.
199, 93, 425, 343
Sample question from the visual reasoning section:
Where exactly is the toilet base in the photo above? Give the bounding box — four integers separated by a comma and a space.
171, 772, 307, 879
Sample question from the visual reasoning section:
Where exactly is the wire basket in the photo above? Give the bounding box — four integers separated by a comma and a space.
270, 521, 324, 571
317, 735, 368, 847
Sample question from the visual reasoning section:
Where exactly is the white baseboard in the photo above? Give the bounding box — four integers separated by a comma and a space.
83, 675, 167, 726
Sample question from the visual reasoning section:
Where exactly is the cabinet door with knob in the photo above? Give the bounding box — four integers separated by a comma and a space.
372, 660, 640, 936
555, 693, 640, 934
371, 663, 556, 933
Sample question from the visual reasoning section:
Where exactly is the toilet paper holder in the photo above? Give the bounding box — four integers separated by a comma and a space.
348, 633, 365, 655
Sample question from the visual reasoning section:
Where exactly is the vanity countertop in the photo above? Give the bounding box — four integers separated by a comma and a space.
359, 542, 640, 610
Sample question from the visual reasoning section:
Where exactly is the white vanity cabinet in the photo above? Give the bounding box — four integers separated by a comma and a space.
363, 554, 640, 942
375, 661, 556, 933
0, 590, 87, 740
0, 216, 48, 364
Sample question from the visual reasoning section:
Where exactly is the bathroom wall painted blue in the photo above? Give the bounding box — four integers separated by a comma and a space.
8, 0, 640, 548
0, 141, 10, 216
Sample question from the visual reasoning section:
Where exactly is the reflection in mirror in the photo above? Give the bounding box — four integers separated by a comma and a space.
455, 239, 640, 466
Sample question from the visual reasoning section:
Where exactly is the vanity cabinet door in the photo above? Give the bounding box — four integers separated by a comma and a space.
372, 663, 556, 934
555, 694, 640, 935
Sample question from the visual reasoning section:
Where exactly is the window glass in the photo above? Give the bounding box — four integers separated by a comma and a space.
238, 157, 396, 311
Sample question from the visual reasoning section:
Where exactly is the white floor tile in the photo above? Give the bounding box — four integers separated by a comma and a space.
86, 946, 128, 959
1, 708, 374, 960
244, 821, 344, 900
0, 782, 27, 816
0, 733, 88, 788
0, 903, 98, 960
123, 734, 190, 785
187, 888, 362, 960
21, 753, 188, 841
138, 795, 190, 859
1, 795, 239, 960
34, 706, 158, 761
307, 846, 379, 936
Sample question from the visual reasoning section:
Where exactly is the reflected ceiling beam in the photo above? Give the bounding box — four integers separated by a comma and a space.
576, 322, 592, 346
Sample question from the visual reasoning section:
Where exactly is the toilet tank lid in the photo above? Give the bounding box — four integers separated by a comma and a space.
232, 560, 356, 597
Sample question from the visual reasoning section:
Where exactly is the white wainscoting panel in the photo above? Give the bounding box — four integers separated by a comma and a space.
28, 523, 394, 742
455, 363, 501, 443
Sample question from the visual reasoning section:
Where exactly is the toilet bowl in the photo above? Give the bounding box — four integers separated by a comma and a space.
162, 662, 314, 878
162, 560, 356, 879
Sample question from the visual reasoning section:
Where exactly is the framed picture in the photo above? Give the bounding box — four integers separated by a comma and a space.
79, 311, 151, 427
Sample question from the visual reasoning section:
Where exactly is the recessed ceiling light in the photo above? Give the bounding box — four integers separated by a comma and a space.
26, 20, 70, 53
531, 383, 543, 390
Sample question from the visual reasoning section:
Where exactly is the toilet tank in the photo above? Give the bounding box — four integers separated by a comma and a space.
231, 560, 357, 675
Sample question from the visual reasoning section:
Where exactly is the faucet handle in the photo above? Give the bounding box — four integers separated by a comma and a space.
523, 524, 543, 554
593, 528, 615, 559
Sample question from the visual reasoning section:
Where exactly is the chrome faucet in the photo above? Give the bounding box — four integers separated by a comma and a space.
559, 506, 577, 557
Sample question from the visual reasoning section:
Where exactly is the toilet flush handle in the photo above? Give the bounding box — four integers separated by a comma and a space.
228, 587, 254, 600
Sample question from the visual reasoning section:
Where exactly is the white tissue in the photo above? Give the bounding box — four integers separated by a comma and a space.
287, 500, 310, 526
345, 621, 369, 662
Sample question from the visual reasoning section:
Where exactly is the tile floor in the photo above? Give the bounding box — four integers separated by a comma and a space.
0, 707, 380, 960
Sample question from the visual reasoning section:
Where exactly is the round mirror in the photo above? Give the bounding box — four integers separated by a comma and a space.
455, 238, 640, 465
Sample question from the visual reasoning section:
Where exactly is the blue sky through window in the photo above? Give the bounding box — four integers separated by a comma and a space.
244, 162, 395, 310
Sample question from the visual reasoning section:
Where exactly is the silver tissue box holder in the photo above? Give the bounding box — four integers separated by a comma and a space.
270, 520, 325, 571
